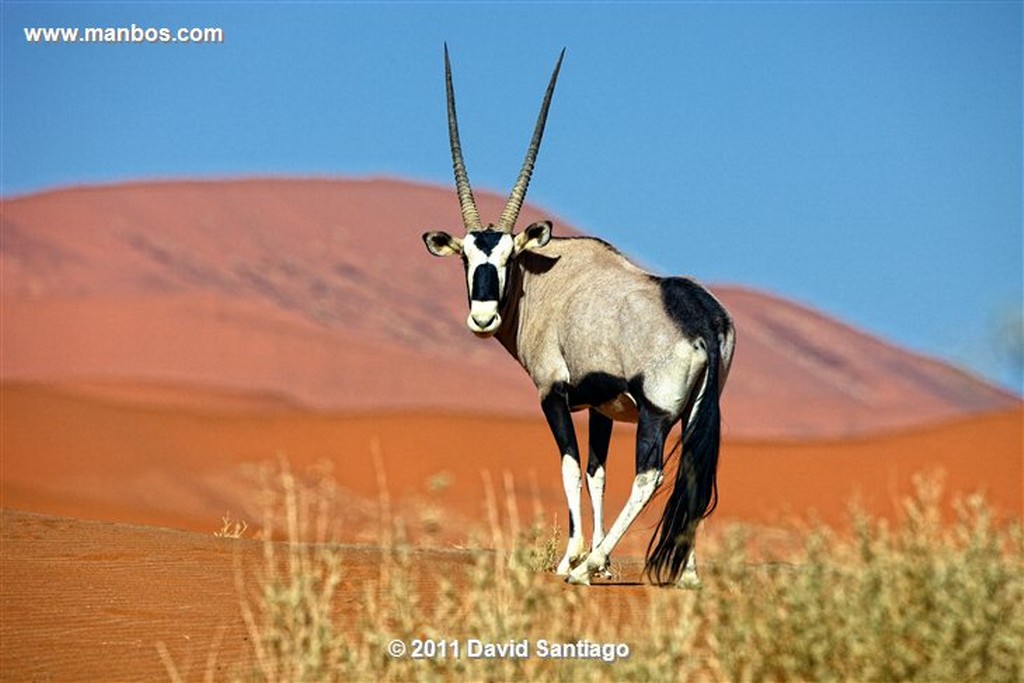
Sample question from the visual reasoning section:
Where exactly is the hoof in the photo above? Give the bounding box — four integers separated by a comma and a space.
675, 571, 702, 590
565, 552, 608, 586
555, 552, 586, 577
565, 567, 592, 586
591, 552, 614, 580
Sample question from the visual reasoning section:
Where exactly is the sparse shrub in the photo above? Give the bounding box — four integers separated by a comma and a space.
705, 475, 1023, 682
196, 465, 1021, 683
517, 517, 562, 574
235, 459, 353, 682
213, 513, 248, 539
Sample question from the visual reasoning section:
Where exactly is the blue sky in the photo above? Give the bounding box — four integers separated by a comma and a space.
3, 2, 1021, 392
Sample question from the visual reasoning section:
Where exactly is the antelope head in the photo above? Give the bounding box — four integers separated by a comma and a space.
423, 45, 563, 337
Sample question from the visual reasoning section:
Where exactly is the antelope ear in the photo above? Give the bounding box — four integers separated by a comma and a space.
514, 221, 552, 254
423, 231, 464, 257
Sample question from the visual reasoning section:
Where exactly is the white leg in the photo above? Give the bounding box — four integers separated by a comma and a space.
555, 454, 586, 575
567, 469, 664, 585
675, 546, 701, 589
585, 466, 612, 578
586, 465, 606, 548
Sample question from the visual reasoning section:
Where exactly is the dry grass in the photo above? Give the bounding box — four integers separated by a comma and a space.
172, 463, 1022, 682
704, 476, 1023, 681
213, 513, 248, 539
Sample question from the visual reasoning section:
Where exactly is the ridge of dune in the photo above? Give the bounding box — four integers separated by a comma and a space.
2, 177, 1018, 439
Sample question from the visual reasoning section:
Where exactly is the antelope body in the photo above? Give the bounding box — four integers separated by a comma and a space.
423, 47, 735, 586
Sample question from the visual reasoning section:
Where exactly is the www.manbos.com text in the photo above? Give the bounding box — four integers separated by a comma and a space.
24, 24, 225, 45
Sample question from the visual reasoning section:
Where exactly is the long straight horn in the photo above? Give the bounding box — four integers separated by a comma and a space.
445, 44, 482, 232
498, 48, 565, 233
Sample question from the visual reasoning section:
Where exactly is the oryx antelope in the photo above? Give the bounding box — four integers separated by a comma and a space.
422, 46, 735, 587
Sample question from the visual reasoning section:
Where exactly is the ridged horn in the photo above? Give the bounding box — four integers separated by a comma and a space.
444, 44, 482, 232
497, 48, 565, 233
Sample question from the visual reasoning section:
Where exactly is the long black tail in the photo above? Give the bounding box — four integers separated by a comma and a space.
644, 338, 722, 584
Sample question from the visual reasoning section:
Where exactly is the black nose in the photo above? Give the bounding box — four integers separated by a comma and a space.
471, 312, 497, 329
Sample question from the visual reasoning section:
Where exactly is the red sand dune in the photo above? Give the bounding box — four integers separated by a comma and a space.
2, 178, 1021, 681
3, 179, 1016, 439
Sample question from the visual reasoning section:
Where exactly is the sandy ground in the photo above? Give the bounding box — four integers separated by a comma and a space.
2, 509, 662, 683
1, 383, 1020, 681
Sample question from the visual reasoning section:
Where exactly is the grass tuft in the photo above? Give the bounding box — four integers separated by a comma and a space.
213, 513, 248, 539
203, 465, 1022, 682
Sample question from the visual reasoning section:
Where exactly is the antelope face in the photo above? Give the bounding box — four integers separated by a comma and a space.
423, 221, 551, 336
427, 45, 562, 336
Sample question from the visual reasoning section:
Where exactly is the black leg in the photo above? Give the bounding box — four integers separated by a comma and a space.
635, 401, 674, 475
585, 408, 614, 576
566, 402, 673, 585
541, 384, 587, 574
541, 383, 580, 464
586, 408, 613, 477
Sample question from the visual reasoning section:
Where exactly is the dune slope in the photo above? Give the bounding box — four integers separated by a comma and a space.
3, 178, 1017, 439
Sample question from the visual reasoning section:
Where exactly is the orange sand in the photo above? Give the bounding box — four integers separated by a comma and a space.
3, 382, 1020, 544
1, 383, 1020, 681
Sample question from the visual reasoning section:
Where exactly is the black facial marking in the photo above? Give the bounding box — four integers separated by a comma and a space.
471, 230, 505, 256
471, 263, 499, 301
